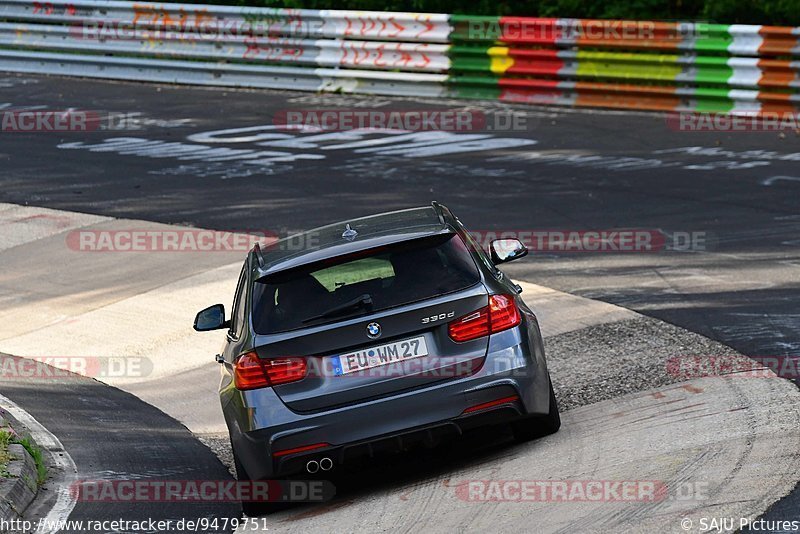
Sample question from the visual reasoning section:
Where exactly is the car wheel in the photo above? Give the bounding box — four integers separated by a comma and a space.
232, 445, 277, 516
512, 378, 561, 442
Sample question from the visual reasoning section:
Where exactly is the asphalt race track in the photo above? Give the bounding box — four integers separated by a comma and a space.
1, 71, 799, 530
0, 353, 240, 531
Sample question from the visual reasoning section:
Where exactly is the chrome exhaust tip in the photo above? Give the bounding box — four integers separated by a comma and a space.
306, 460, 319, 474
319, 457, 333, 471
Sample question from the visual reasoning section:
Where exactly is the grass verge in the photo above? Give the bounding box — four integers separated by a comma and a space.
0, 429, 11, 478
14, 436, 47, 485
0, 426, 47, 485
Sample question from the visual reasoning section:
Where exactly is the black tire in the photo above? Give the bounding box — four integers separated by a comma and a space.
512, 378, 561, 442
232, 446, 278, 516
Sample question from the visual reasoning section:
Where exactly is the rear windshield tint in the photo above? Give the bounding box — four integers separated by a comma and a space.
252, 234, 480, 334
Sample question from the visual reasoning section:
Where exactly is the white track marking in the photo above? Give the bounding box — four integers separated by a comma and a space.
762, 175, 800, 186
0, 392, 77, 534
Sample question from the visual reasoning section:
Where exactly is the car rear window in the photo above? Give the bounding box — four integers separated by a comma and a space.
252, 233, 481, 334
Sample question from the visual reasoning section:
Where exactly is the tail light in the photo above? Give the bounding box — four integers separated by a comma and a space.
488, 294, 521, 332
448, 307, 490, 342
448, 294, 521, 343
234, 351, 307, 390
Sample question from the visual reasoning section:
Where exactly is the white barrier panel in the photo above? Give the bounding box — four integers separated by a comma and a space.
0, 0, 452, 42
0, 49, 449, 96
0, 22, 451, 71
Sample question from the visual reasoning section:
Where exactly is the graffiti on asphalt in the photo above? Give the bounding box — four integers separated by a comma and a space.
58, 125, 538, 177
488, 145, 784, 172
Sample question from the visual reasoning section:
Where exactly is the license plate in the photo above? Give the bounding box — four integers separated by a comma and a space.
332, 336, 429, 376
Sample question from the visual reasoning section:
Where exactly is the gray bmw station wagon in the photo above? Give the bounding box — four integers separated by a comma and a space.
194, 202, 560, 514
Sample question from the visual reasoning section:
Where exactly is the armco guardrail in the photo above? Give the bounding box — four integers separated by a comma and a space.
0, 0, 797, 113
448, 17, 800, 112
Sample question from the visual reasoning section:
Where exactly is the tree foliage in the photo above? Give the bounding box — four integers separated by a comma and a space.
200, 0, 800, 26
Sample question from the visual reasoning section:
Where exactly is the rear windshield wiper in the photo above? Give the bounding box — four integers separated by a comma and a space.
301, 294, 373, 324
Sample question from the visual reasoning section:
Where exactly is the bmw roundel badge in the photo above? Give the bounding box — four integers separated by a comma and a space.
366, 322, 381, 339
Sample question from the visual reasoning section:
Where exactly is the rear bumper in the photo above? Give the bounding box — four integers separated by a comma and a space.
225, 323, 549, 480
274, 402, 525, 476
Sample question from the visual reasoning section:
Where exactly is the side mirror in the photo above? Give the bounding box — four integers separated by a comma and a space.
194, 304, 229, 331
490, 238, 528, 264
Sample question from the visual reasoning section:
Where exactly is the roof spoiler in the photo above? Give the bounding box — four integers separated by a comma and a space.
252, 242, 266, 269
431, 200, 446, 225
